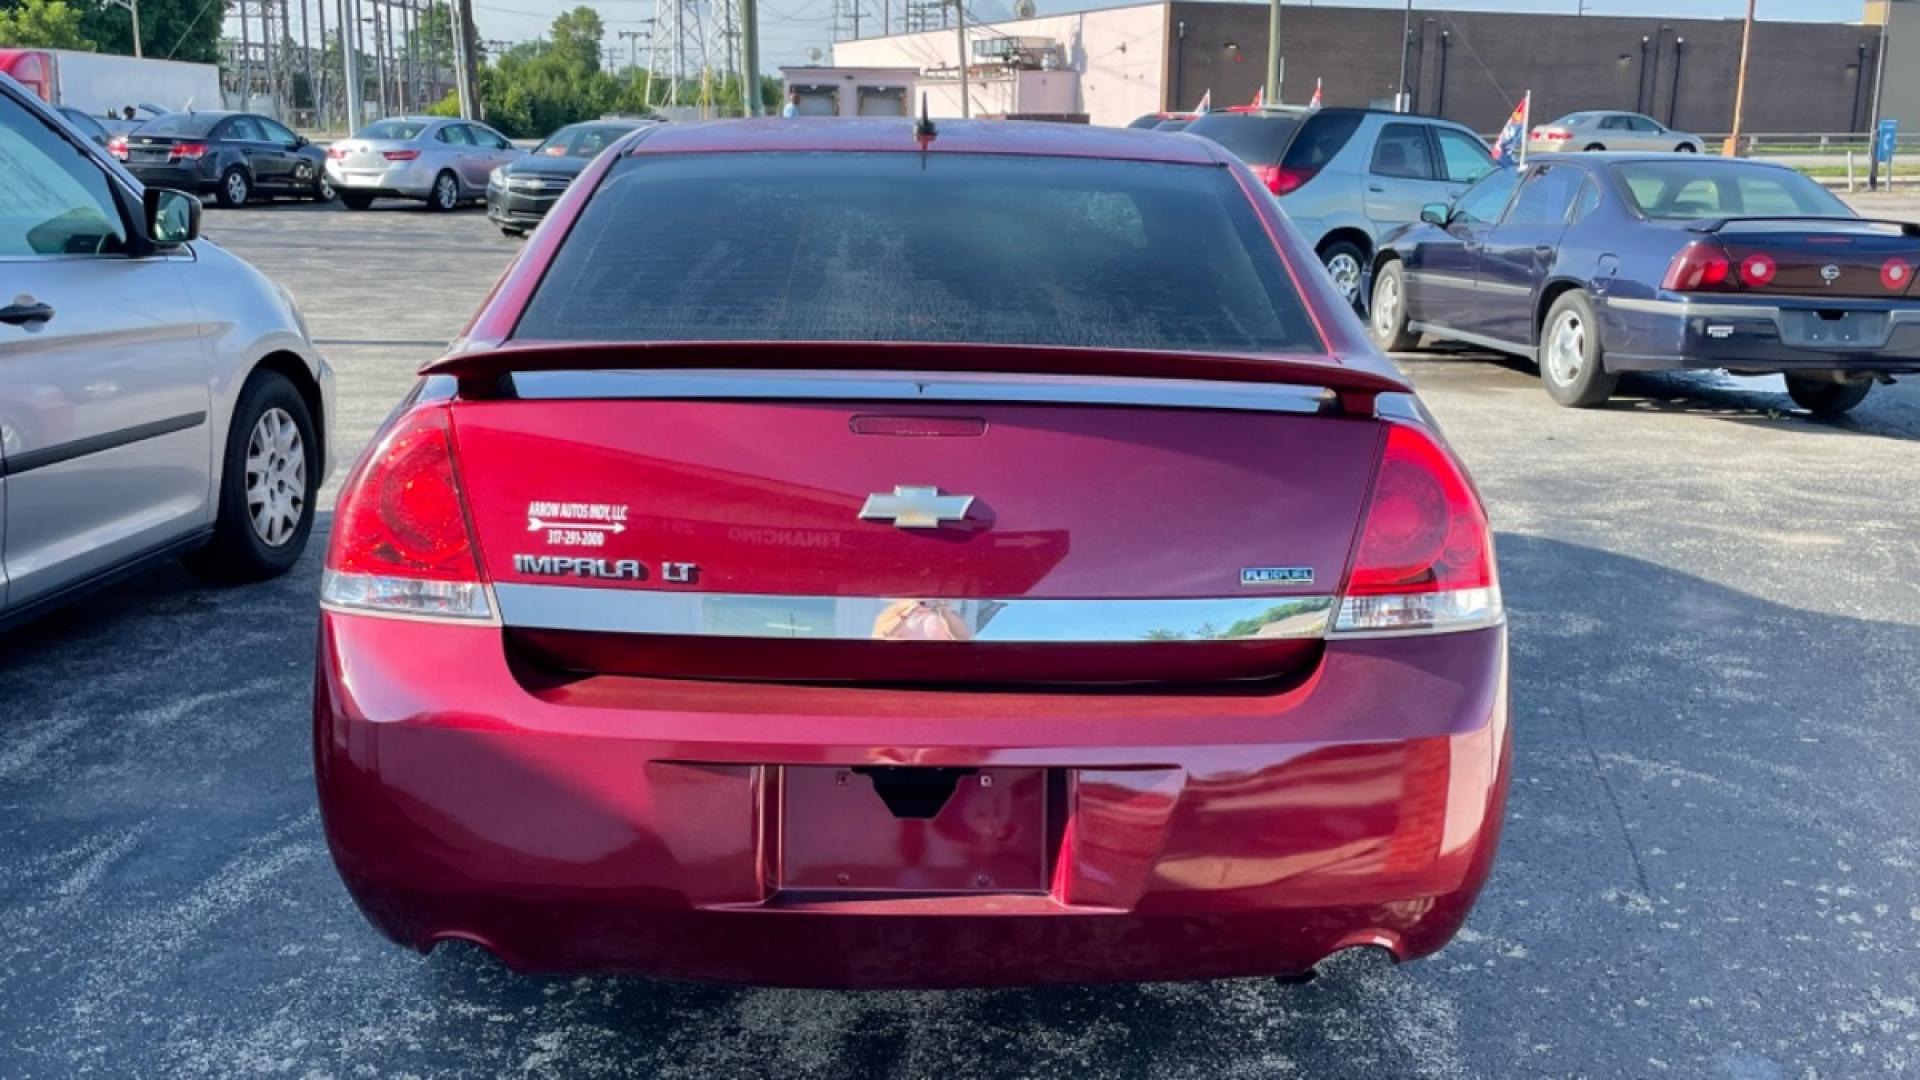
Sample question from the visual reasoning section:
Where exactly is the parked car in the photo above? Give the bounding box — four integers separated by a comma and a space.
325, 116, 524, 211
1367, 153, 1918, 413
1126, 111, 1193, 129
54, 104, 109, 146
110, 109, 333, 206
1185, 106, 1495, 308
315, 118, 1510, 988
487, 117, 652, 236
0, 75, 334, 631
1529, 111, 1704, 154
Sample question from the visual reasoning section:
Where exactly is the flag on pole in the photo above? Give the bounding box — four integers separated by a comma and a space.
1193, 89, 1211, 115
1493, 91, 1530, 165
1308, 78, 1323, 109
1249, 86, 1263, 108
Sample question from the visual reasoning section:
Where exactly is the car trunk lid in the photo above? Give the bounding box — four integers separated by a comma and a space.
434, 347, 1398, 684
1696, 218, 1920, 298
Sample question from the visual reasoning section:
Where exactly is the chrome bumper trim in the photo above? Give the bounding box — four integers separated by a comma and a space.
492, 584, 1337, 643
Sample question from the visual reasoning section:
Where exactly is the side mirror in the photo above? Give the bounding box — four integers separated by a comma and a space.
1420, 202, 1450, 226
294, 134, 310, 148
145, 187, 201, 247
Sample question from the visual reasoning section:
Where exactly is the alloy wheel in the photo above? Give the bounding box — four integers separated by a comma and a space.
245, 407, 306, 548
1325, 252, 1362, 303
1546, 310, 1586, 387
1371, 273, 1401, 340
436, 175, 457, 209
227, 172, 249, 205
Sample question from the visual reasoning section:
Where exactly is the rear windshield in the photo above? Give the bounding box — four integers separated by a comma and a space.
534, 124, 635, 158
356, 119, 428, 140
1282, 111, 1364, 169
1611, 161, 1851, 220
515, 152, 1321, 355
1183, 112, 1302, 165
137, 113, 220, 136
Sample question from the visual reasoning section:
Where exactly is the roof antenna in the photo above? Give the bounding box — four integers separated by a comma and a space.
912, 92, 937, 150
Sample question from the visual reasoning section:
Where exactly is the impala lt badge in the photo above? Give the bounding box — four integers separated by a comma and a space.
1821, 264, 1842, 283
859, 485, 975, 529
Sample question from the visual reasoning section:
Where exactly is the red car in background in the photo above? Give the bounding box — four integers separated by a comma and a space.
314, 119, 1511, 988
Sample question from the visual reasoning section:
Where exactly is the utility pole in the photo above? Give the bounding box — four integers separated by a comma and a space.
1722, 0, 1755, 156
340, 0, 363, 129
1395, 0, 1413, 112
1868, 5, 1892, 190
450, 0, 481, 119
105, 0, 143, 57
952, 0, 969, 117
1264, 0, 1282, 105
741, 0, 761, 114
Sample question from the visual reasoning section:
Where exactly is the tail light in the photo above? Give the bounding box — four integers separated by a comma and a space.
169, 142, 208, 160
1883, 257, 1911, 291
326, 146, 348, 160
1254, 164, 1317, 196
1536, 130, 1571, 142
1661, 242, 1734, 291
1737, 253, 1776, 287
107, 136, 127, 160
1332, 423, 1500, 636
383, 149, 421, 161
319, 408, 493, 620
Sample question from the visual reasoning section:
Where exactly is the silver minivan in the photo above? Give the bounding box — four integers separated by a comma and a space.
1185, 107, 1495, 308
0, 74, 333, 630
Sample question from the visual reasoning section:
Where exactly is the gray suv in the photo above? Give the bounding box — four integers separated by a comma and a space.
1186, 107, 1495, 308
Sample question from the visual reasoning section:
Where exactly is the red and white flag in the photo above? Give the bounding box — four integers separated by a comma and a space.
1249, 86, 1263, 108
1308, 78, 1323, 109
1193, 89, 1211, 115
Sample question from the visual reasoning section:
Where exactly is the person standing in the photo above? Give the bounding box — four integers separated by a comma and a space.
782, 90, 800, 118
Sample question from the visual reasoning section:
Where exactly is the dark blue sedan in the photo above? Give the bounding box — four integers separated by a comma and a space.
1367, 153, 1920, 415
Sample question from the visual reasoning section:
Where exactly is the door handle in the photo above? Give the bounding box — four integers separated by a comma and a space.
1533, 244, 1555, 255
1368, 184, 1385, 192
0, 300, 55, 326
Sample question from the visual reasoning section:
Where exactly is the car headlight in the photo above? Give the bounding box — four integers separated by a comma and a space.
489, 167, 505, 189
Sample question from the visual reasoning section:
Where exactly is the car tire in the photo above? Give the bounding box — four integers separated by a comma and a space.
216, 167, 251, 208
428, 170, 460, 211
184, 369, 319, 582
1785, 374, 1872, 417
1319, 240, 1368, 312
313, 174, 336, 202
1368, 259, 1420, 352
1582, 143, 1606, 152
340, 191, 374, 210
1675, 143, 1697, 153
1539, 291, 1620, 408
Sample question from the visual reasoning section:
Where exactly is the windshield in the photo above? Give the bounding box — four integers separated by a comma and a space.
136, 113, 221, 136
357, 119, 429, 141
1612, 161, 1852, 220
516, 152, 1322, 355
1550, 113, 1592, 126
534, 124, 634, 158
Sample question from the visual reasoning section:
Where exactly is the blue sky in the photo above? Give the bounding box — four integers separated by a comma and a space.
463, 0, 1868, 72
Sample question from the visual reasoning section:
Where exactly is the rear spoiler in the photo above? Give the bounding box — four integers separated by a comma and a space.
1684, 215, 1920, 238
420, 340, 1411, 415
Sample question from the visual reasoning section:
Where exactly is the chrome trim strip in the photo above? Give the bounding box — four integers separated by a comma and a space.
504, 369, 1333, 415
1608, 298, 1784, 318
493, 584, 1337, 643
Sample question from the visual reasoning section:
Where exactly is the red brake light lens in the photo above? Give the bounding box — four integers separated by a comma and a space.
326, 146, 348, 159
320, 408, 492, 619
1270, 165, 1316, 195
107, 136, 128, 160
170, 142, 208, 160
1335, 423, 1500, 635
383, 149, 421, 161
1882, 257, 1911, 292
1662, 243, 1734, 291
1738, 253, 1776, 287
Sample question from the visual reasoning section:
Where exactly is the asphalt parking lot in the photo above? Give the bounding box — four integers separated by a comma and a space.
3, 195, 1920, 1078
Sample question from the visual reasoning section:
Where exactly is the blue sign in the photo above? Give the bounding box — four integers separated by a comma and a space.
1877, 119, 1899, 163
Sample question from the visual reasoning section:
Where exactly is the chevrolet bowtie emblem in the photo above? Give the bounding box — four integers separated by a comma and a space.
859, 485, 975, 529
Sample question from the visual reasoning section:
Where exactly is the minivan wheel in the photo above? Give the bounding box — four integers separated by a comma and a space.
1539, 291, 1620, 408
184, 370, 319, 581
217, 167, 251, 208
1368, 259, 1420, 352
429, 171, 460, 211
1320, 241, 1367, 311
1785, 373, 1872, 417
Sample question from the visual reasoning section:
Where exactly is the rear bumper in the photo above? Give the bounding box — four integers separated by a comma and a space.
325, 159, 435, 198
1604, 295, 1920, 375
315, 612, 1511, 988
124, 162, 216, 192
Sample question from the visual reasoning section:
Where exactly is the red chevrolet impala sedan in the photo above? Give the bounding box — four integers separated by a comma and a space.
314, 119, 1511, 988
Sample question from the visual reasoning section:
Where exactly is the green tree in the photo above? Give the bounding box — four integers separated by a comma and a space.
76, 0, 229, 64
547, 5, 602, 71
0, 0, 94, 49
